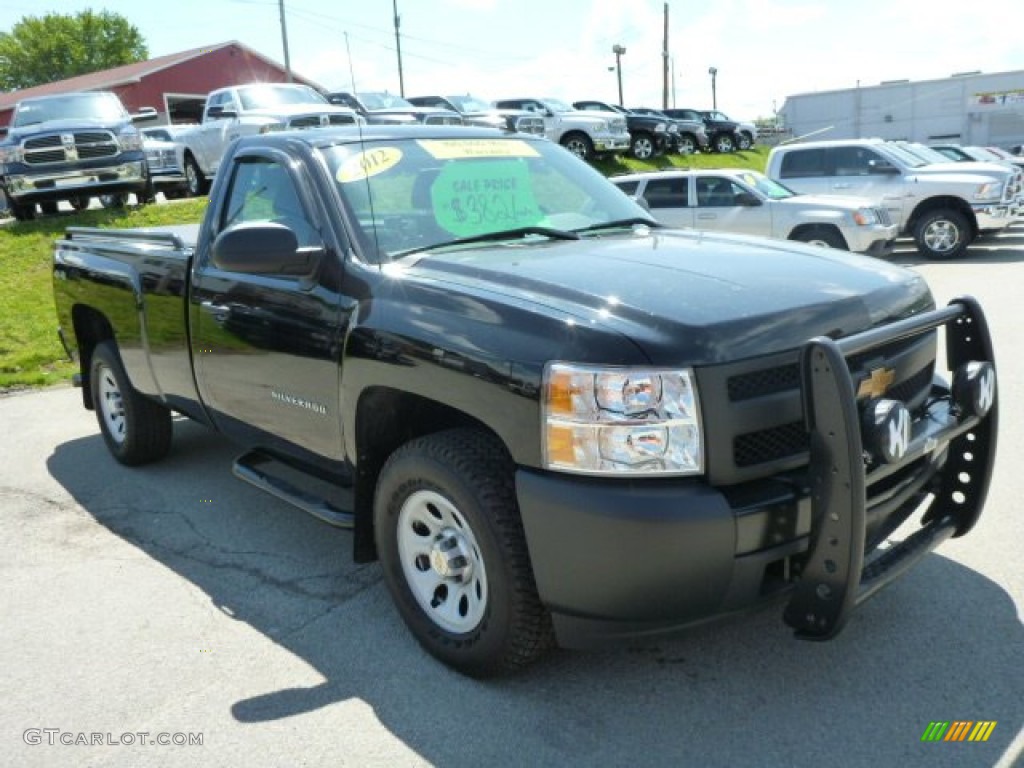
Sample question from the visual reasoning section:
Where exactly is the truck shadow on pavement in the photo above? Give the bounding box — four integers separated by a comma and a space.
48, 421, 1023, 767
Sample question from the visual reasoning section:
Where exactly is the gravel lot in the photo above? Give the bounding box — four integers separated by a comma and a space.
1, 226, 1022, 768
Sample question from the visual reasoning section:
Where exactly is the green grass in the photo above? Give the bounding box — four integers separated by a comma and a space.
0, 147, 768, 392
0, 199, 208, 392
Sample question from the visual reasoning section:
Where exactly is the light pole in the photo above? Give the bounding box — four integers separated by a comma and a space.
708, 66, 718, 110
612, 44, 626, 105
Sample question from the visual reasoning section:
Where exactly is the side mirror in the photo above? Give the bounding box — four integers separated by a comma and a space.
211, 223, 318, 275
131, 107, 158, 123
735, 192, 761, 206
207, 106, 238, 120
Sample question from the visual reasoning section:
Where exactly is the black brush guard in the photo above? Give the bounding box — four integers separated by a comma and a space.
783, 296, 998, 639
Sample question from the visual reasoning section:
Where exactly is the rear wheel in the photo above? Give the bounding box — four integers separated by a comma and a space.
712, 132, 736, 153
737, 132, 753, 151
90, 341, 173, 465
99, 193, 126, 209
676, 133, 697, 155
39, 201, 59, 215
374, 429, 554, 677
914, 209, 970, 260
10, 201, 36, 221
68, 196, 91, 211
560, 132, 594, 162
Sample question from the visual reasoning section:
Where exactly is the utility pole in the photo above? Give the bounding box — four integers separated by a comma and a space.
393, 0, 405, 96
278, 0, 292, 82
709, 66, 718, 110
612, 44, 626, 105
662, 2, 669, 109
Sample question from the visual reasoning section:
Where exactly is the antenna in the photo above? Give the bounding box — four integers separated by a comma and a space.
344, 33, 384, 263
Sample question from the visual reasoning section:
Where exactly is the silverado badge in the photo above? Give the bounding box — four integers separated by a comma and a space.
857, 366, 895, 399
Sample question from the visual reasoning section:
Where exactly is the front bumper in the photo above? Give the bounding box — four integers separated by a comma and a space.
593, 134, 631, 153
845, 223, 899, 255
973, 203, 1013, 231
4, 159, 147, 204
517, 298, 997, 648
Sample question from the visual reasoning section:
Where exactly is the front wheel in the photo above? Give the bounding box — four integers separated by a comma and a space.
99, 193, 126, 209
560, 132, 594, 162
90, 342, 173, 465
630, 132, 656, 160
374, 429, 553, 677
737, 132, 753, 151
675, 133, 697, 155
184, 154, 209, 197
791, 226, 847, 250
914, 209, 970, 260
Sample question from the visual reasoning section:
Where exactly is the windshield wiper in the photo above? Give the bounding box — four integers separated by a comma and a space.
395, 225, 580, 257
574, 217, 661, 233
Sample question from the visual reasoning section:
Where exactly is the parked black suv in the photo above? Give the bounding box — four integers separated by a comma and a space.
573, 100, 671, 160
0, 91, 156, 220
663, 108, 739, 153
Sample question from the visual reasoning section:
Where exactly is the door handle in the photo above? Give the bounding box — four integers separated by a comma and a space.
697, 213, 717, 220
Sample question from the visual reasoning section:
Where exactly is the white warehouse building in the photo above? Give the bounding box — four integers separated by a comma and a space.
779, 69, 1024, 149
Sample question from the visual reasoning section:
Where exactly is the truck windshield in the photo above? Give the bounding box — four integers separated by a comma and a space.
237, 85, 328, 110
12, 93, 128, 126
322, 136, 654, 263
734, 171, 795, 199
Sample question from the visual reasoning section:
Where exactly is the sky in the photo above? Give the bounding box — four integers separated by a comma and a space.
2, 0, 1023, 122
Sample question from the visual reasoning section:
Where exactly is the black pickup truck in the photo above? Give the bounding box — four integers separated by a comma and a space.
52, 125, 998, 677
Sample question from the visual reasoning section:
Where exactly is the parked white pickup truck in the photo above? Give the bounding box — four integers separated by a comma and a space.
177, 83, 360, 196
611, 168, 898, 256
766, 138, 1017, 259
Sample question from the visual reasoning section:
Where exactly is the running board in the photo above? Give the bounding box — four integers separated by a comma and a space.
232, 450, 354, 528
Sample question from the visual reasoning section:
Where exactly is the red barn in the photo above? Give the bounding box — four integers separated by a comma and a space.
0, 40, 323, 125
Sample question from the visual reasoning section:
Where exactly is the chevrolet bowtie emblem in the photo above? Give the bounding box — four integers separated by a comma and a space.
857, 367, 896, 399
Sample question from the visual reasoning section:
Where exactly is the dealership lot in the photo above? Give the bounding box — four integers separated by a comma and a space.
1, 226, 1022, 768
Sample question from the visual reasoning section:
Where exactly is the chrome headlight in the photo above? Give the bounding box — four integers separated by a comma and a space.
852, 208, 878, 226
542, 363, 703, 476
655, 122, 667, 133
973, 181, 1003, 201
0, 143, 23, 164
116, 129, 143, 152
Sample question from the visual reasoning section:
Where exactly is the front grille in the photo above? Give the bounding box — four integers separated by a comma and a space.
875, 207, 892, 226
424, 115, 464, 126
514, 116, 546, 135
609, 117, 628, 133
728, 364, 799, 401
22, 130, 118, 165
145, 148, 177, 171
735, 421, 807, 468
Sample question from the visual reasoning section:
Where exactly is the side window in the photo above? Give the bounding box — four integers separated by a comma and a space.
779, 148, 825, 178
695, 177, 739, 207
615, 180, 640, 195
221, 158, 319, 250
830, 146, 877, 176
643, 178, 688, 208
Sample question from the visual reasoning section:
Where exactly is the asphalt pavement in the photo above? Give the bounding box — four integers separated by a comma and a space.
1, 228, 1022, 768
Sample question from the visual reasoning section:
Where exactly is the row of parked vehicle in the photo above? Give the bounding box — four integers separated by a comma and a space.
0, 83, 761, 219
611, 137, 1024, 260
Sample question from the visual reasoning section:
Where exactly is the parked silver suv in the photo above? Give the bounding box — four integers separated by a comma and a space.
492, 97, 630, 160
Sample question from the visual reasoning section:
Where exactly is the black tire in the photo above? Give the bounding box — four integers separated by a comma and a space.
374, 429, 554, 677
39, 201, 59, 215
10, 201, 36, 221
630, 132, 656, 160
184, 154, 209, 197
99, 193, 126, 209
737, 132, 753, 151
138, 178, 157, 205
914, 209, 971, 260
712, 132, 736, 153
676, 133, 697, 155
560, 132, 594, 162
89, 341, 173, 466
68, 196, 91, 211
791, 226, 847, 250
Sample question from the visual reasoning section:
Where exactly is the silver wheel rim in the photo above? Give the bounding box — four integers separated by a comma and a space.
679, 137, 695, 154
565, 139, 588, 159
806, 238, 830, 247
716, 137, 732, 152
633, 137, 653, 159
397, 489, 488, 634
923, 219, 960, 253
186, 162, 200, 196
96, 362, 127, 445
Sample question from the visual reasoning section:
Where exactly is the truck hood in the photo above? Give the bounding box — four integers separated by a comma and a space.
910, 161, 1011, 178
398, 229, 933, 365
782, 193, 880, 211
6, 117, 128, 140
246, 104, 356, 119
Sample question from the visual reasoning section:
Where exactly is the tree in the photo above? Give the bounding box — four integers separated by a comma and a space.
0, 11, 148, 91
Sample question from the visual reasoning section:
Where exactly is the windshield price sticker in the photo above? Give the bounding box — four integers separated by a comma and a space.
418, 139, 540, 160
432, 160, 544, 236
336, 147, 403, 183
